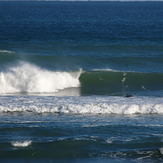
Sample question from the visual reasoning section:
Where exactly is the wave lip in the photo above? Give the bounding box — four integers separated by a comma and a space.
0, 62, 81, 94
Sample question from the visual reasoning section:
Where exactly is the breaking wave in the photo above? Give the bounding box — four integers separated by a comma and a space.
0, 62, 81, 94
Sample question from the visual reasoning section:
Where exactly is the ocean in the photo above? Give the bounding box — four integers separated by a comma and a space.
0, 1, 163, 162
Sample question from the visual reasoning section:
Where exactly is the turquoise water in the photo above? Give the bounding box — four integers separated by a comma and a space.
0, 1, 163, 162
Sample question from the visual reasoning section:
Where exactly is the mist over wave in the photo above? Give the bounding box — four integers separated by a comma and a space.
0, 62, 81, 94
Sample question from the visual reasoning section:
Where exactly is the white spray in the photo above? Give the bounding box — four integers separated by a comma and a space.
0, 62, 81, 94
121, 72, 128, 97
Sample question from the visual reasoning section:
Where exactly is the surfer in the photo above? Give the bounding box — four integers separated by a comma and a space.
125, 94, 133, 98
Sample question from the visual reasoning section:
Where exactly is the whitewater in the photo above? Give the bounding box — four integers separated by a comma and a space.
0, 62, 81, 94
0, 95, 162, 115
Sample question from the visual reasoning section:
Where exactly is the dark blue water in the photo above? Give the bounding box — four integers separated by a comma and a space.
0, 1, 163, 162
0, 1, 163, 43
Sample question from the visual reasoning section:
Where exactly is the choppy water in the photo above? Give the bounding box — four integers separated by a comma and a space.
0, 1, 163, 162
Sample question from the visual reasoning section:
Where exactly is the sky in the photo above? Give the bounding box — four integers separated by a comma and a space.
0, 0, 163, 1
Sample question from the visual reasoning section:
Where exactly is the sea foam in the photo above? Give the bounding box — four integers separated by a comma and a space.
0, 96, 162, 115
0, 62, 81, 93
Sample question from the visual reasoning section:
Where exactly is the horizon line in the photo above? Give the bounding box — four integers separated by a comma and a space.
0, 0, 163, 1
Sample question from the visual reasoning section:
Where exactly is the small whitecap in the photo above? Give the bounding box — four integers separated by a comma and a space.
12, 140, 32, 147
160, 148, 163, 155
0, 50, 15, 54
106, 139, 112, 144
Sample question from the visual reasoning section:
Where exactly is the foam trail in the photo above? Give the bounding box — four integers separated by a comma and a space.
0, 62, 81, 93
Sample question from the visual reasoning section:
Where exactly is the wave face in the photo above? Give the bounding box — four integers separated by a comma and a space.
80, 71, 163, 95
0, 62, 80, 94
